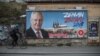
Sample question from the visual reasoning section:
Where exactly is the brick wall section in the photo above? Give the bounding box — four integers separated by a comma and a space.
27, 3, 100, 17
26, 3, 100, 46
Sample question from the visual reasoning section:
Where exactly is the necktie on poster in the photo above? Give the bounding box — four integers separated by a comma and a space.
36, 32, 41, 38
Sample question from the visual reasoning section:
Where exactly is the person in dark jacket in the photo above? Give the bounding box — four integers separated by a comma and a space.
10, 28, 22, 46
26, 12, 49, 39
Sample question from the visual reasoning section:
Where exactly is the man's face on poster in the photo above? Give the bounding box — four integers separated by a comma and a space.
31, 12, 43, 31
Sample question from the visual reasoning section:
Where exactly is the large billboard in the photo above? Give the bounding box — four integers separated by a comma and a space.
26, 10, 88, 39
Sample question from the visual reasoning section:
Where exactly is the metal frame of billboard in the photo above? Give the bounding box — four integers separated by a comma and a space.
26, 9, 88, 39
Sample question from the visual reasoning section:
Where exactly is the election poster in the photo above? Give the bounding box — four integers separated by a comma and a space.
89, 21, 98, 37
26, 10, 88, 39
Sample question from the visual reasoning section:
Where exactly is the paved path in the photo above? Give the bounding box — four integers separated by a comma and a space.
0, 46, 100, 56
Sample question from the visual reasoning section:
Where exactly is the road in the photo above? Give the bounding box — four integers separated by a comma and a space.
0, 46, 100, 56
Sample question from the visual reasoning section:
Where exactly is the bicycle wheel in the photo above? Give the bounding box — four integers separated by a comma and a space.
6, 38, 14, 49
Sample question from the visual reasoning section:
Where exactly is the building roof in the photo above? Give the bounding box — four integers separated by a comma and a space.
25, 0, 100, 3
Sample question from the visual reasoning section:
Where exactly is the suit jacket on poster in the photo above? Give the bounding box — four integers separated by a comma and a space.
26, 28, 49, 39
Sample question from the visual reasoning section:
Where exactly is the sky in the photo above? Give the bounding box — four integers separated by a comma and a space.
15, 0, 24, 3
26, 10, 88, 30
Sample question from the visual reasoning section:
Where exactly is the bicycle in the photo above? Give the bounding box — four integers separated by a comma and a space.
17, 33, 27, 49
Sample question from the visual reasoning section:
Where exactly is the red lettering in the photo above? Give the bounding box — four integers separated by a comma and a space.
65, 17, 82, 23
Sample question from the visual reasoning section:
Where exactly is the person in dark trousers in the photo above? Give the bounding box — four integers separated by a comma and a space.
10, 28, 22, 46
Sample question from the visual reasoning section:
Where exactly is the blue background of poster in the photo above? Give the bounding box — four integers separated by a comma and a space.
26, 10, 88, 30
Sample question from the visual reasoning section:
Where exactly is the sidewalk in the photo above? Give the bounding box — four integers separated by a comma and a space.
0, 46, 100, 54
